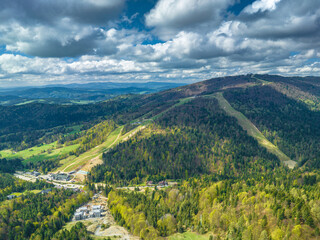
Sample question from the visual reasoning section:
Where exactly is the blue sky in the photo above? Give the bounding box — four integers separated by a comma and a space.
0, 0, 319, 87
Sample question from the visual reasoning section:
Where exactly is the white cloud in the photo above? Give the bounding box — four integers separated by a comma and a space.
243, 0, 281, 14
145, 0, 234, 39
1, 0, 320, 86
0, 0, 126, 57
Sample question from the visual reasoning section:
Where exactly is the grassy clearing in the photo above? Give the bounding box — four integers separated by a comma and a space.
0, 142, 56, 159
213, 92, 297, 169
0, 124, 83, 164
66, 125, 83, 135
169, 232, 212, 240
59, 97, 193, 173
11, 189, 42, 197
63, 220, 95, 231
59, 125, 148, 173
0, 141, 80, 164
57, 126, 130, 172
15, 100, 38, 106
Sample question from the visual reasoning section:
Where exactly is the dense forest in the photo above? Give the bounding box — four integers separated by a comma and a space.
0, 158, 23, 173
0, 174, 90, 240
224, 86, 320, 168
52, 222, 92, 240
108, 168, 320, 239
0, 174, 52, 202
89, 97, 279, 185
1, 74, 320, 239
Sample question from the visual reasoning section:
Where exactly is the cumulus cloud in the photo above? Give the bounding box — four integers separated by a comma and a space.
1, 0, 320, 86
243, 0, 281, 14
145, 0, 234, 39
0, 0, 126, 57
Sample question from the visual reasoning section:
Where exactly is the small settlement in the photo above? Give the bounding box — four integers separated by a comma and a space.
25, 171, 41, 177
74, 204, 104, 221
147, 180, 169, 187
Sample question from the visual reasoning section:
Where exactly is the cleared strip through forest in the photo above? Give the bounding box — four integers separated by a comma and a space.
213, 92, 297, 169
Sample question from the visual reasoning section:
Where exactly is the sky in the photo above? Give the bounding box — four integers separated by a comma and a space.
0, 0, 320, 87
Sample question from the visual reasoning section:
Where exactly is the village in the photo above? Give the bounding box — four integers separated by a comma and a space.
13, 171, 85, 193
10, 170, 174, 239
73, 194, 104, 221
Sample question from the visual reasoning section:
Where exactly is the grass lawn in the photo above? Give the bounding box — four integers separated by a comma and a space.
214, 92, 296, 169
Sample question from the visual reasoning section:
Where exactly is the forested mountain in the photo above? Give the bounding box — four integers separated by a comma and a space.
89, 97, 279, 185
224, 86, 320, 168
1, 74, 320, 239
108, 169, 320, 240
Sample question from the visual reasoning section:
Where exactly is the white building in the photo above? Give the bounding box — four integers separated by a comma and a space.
93, 210, 101, 217
75, 212, 83, 220
92, 205, 101, 210
77, 206, 88, 213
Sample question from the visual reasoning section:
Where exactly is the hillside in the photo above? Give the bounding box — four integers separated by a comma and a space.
1, 74, 320, 172
1, 74, 320, 239
88, 74, 320, 184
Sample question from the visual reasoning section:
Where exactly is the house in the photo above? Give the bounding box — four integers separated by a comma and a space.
147, 181, 153, 186
92, 205, 101, 211
52, 173, 71, 181
75, 212, 83, 221
32, 171, 41, 177
93, 209, 101, 218
158, 181, 168, 187
77, 206, 88, 213
40, 188, 52, 194
7, 195, 16, 200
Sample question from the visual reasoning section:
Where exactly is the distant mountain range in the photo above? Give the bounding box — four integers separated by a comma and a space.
0, 82, 186, 105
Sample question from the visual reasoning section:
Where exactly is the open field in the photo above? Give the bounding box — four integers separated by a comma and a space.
214, 92, 297, 169
57, 126, 123, 173
58, 97, 192, 174
0, 124, 82, 163
11, 189, 42, 197
0, 141, 79, 164
57, 125, 146, 173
